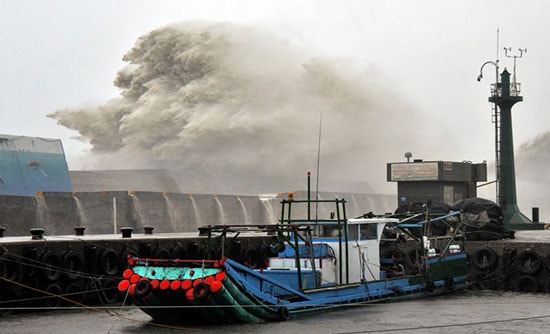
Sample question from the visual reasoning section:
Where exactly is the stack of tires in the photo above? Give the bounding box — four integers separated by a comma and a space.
469, 247, 547, 293
513, 250, 543, 293
469, 247, 499, 290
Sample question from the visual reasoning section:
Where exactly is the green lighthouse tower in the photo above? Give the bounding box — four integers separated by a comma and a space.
487, 68, 542, 229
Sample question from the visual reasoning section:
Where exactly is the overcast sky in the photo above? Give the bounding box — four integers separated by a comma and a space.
1, 1, 549, 216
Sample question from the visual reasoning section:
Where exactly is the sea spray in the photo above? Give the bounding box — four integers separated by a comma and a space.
49, 21, 421, 194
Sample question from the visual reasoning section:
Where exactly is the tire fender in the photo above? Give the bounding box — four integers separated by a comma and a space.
514, 275, 539, 293
40, 251, 62, 281
472, 248, 498, 271
134, 279, 152, 299
193, 282, 210, 301
278, 306, 290, 321
98, 249, 120, 276
516, 250, 542, 275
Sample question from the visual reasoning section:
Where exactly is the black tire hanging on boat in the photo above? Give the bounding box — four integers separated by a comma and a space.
193, 282, 210, 301
40, 251, 62, 281
62, 251, 85, 280
515, 250, 542, 275
98, 249, 120, 276
278, 306, 290, 321
472, 247, 498, 271
514, 275, 539, 293
134, 280, 152, 299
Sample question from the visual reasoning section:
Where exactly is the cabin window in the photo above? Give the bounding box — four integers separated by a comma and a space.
347, 225, 359, 240
321, 225, 341, 238
360, 224, 378, 240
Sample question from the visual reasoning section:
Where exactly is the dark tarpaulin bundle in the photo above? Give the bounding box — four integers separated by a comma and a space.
450, 198, 514, 240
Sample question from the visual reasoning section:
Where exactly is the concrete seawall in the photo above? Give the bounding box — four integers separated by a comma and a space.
0, 190, 397, 237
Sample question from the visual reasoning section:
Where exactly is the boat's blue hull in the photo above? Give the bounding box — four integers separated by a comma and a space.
120, 252, 469, 324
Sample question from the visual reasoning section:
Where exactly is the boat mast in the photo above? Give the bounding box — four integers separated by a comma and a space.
314, 111, 323, 222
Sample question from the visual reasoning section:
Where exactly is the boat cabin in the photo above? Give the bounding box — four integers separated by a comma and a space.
264, 217, 398, 288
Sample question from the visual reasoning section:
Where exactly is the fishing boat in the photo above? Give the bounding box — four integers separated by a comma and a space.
117, 180, 469, 325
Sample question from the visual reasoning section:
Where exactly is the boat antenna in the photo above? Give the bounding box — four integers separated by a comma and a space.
315, 110, 323, 222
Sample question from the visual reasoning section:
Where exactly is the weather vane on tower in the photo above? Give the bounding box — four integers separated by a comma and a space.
503, 47, 526, 96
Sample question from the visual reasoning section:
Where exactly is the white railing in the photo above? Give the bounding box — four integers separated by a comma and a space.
490, 82, 521, 97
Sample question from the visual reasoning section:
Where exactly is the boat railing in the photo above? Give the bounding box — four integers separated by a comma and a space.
278, 195, 351, 287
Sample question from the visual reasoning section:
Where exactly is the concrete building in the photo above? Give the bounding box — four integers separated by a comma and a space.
387, 160, 487, 206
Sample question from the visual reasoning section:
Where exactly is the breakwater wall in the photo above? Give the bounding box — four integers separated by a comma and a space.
1, 227, 550, 313
382, 231, 550, 294
0, 190, 396, 237
0, 229, 272, 310
466, 232, 550, 293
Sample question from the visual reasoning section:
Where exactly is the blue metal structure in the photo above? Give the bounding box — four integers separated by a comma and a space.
0, 134, 72, 196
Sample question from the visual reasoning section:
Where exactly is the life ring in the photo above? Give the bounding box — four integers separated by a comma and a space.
98, 249, 120, 276
242, 248, 259, 269
515, 250, 542, 275
278, 306, 290, 321
40, 251, 62, 281
445, 276, 456, 290
62, 251, 85, 280
471, 248, 498, 271
134, 280, 152, 299
192, 282, 210, 301
514, 275, 539, 293
0, 254, 23, 282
